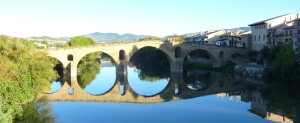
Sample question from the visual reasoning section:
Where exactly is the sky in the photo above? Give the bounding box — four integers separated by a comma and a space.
0, 0, 300, 37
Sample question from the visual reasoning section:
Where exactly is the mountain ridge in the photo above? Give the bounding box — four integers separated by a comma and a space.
29, 27, 251, 42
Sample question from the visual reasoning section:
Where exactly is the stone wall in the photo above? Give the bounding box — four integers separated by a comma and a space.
234, 65, 264, 77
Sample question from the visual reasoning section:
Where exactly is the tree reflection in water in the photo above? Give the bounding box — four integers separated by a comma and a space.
14, 98, 57, 123
77, 52, 115, 89
183, 70, 212, 91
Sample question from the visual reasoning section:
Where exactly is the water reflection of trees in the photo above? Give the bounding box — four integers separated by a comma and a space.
183, 70, 212, 90
260, 80, 300, 120
129, 47, 170, 82
77, 52, 115, 89
14, 98, 57, 123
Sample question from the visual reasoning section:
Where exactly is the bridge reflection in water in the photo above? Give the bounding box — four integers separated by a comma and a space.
37, 69, 297, 123
37, 71, 249, 103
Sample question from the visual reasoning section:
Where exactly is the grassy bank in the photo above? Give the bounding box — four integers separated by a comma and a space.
183, 61, 236, 73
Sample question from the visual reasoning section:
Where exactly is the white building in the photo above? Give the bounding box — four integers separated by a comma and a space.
248, 13, 299, 51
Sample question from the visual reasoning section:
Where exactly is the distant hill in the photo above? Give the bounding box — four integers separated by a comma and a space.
29, 27, 250, 42
30, 32, 153, 42
226, 27, 251, 32
83, 32, 151, 42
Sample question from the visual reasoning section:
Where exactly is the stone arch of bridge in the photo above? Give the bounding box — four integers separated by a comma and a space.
74, 50, 118, 71
227, 51, 248, 62
47, 55, 69, 69
127, 45, 174, 65
181, 48, 218, 64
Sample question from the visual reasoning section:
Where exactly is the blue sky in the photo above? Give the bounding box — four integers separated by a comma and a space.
0, 0, 300, 37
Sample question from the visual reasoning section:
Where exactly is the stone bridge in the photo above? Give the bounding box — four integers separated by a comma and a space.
46, 41, 247, 83
36, 71, 250, 103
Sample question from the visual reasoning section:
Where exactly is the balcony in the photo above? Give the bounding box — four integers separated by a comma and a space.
277, 42, 284, 45
266, 42, 283, 45
266, 34, 274, 38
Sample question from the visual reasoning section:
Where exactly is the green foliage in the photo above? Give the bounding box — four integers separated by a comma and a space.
188, 50, 210, 59
0, 36, 58, 119
41, 40, 48, 46
77, 61, 100, 89
69, 36, 96, 46
260, 45, 270, 59
14, 99, 57, 123
0, 103, 12, 123
267, 45, 281, 63
271, 41, 300, 81
139, 36, 163, 41
69, 36, 102, 89
247, 50, 258, 57
172, 37, 185, 43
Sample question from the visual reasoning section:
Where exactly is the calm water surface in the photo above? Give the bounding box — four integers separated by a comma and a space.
46, 61, 285, 123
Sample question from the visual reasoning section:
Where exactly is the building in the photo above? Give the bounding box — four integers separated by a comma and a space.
248, 13, 299, 51
215, 30, 245, 47
166, 35, 184, 42
203, 30, 227, 44
240, 31, 252, 50
183, 30, 226, 44
282, 16, 300, 50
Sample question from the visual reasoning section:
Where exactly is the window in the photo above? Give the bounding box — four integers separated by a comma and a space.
253, 35, 256, 41
298, 30, 300, 34
297, 22, 300, 26
290, 30, 292, 36
263, 35, 265, 41
286, 31, 288, 36
298, 38, 300, 42
258, 35, 260, 41
67, 54, 73, 61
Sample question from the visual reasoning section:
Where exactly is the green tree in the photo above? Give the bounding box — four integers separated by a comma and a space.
139, 36, 163, 41
271, 41, 300, 81
0, 103, 12, 123
68, 36, 102, 89
69, 36, 96, 46
260, 45, 270, 63
0, 36, 58, 120
41, 40, 48, 46
267, 45, 281, 63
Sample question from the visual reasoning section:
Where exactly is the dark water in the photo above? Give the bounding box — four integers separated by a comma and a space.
43, 60, 299, 123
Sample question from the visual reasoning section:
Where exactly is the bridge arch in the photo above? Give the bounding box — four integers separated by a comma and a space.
182, 48, 217, 64
228, 52, 248, 64
46, 54, 68, 69
119, 50, 125, 60
175, 47, 181, 58
219, 51, 224, 59
128, 45, 174, 64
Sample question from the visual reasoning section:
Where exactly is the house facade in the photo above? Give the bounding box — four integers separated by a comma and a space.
248, 13, 299, 51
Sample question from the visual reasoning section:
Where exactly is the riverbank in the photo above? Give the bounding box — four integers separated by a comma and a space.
184, 61, 265, 77
183, 61, 236, 73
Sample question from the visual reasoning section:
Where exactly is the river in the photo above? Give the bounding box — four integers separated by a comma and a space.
36, 60, 297, 123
